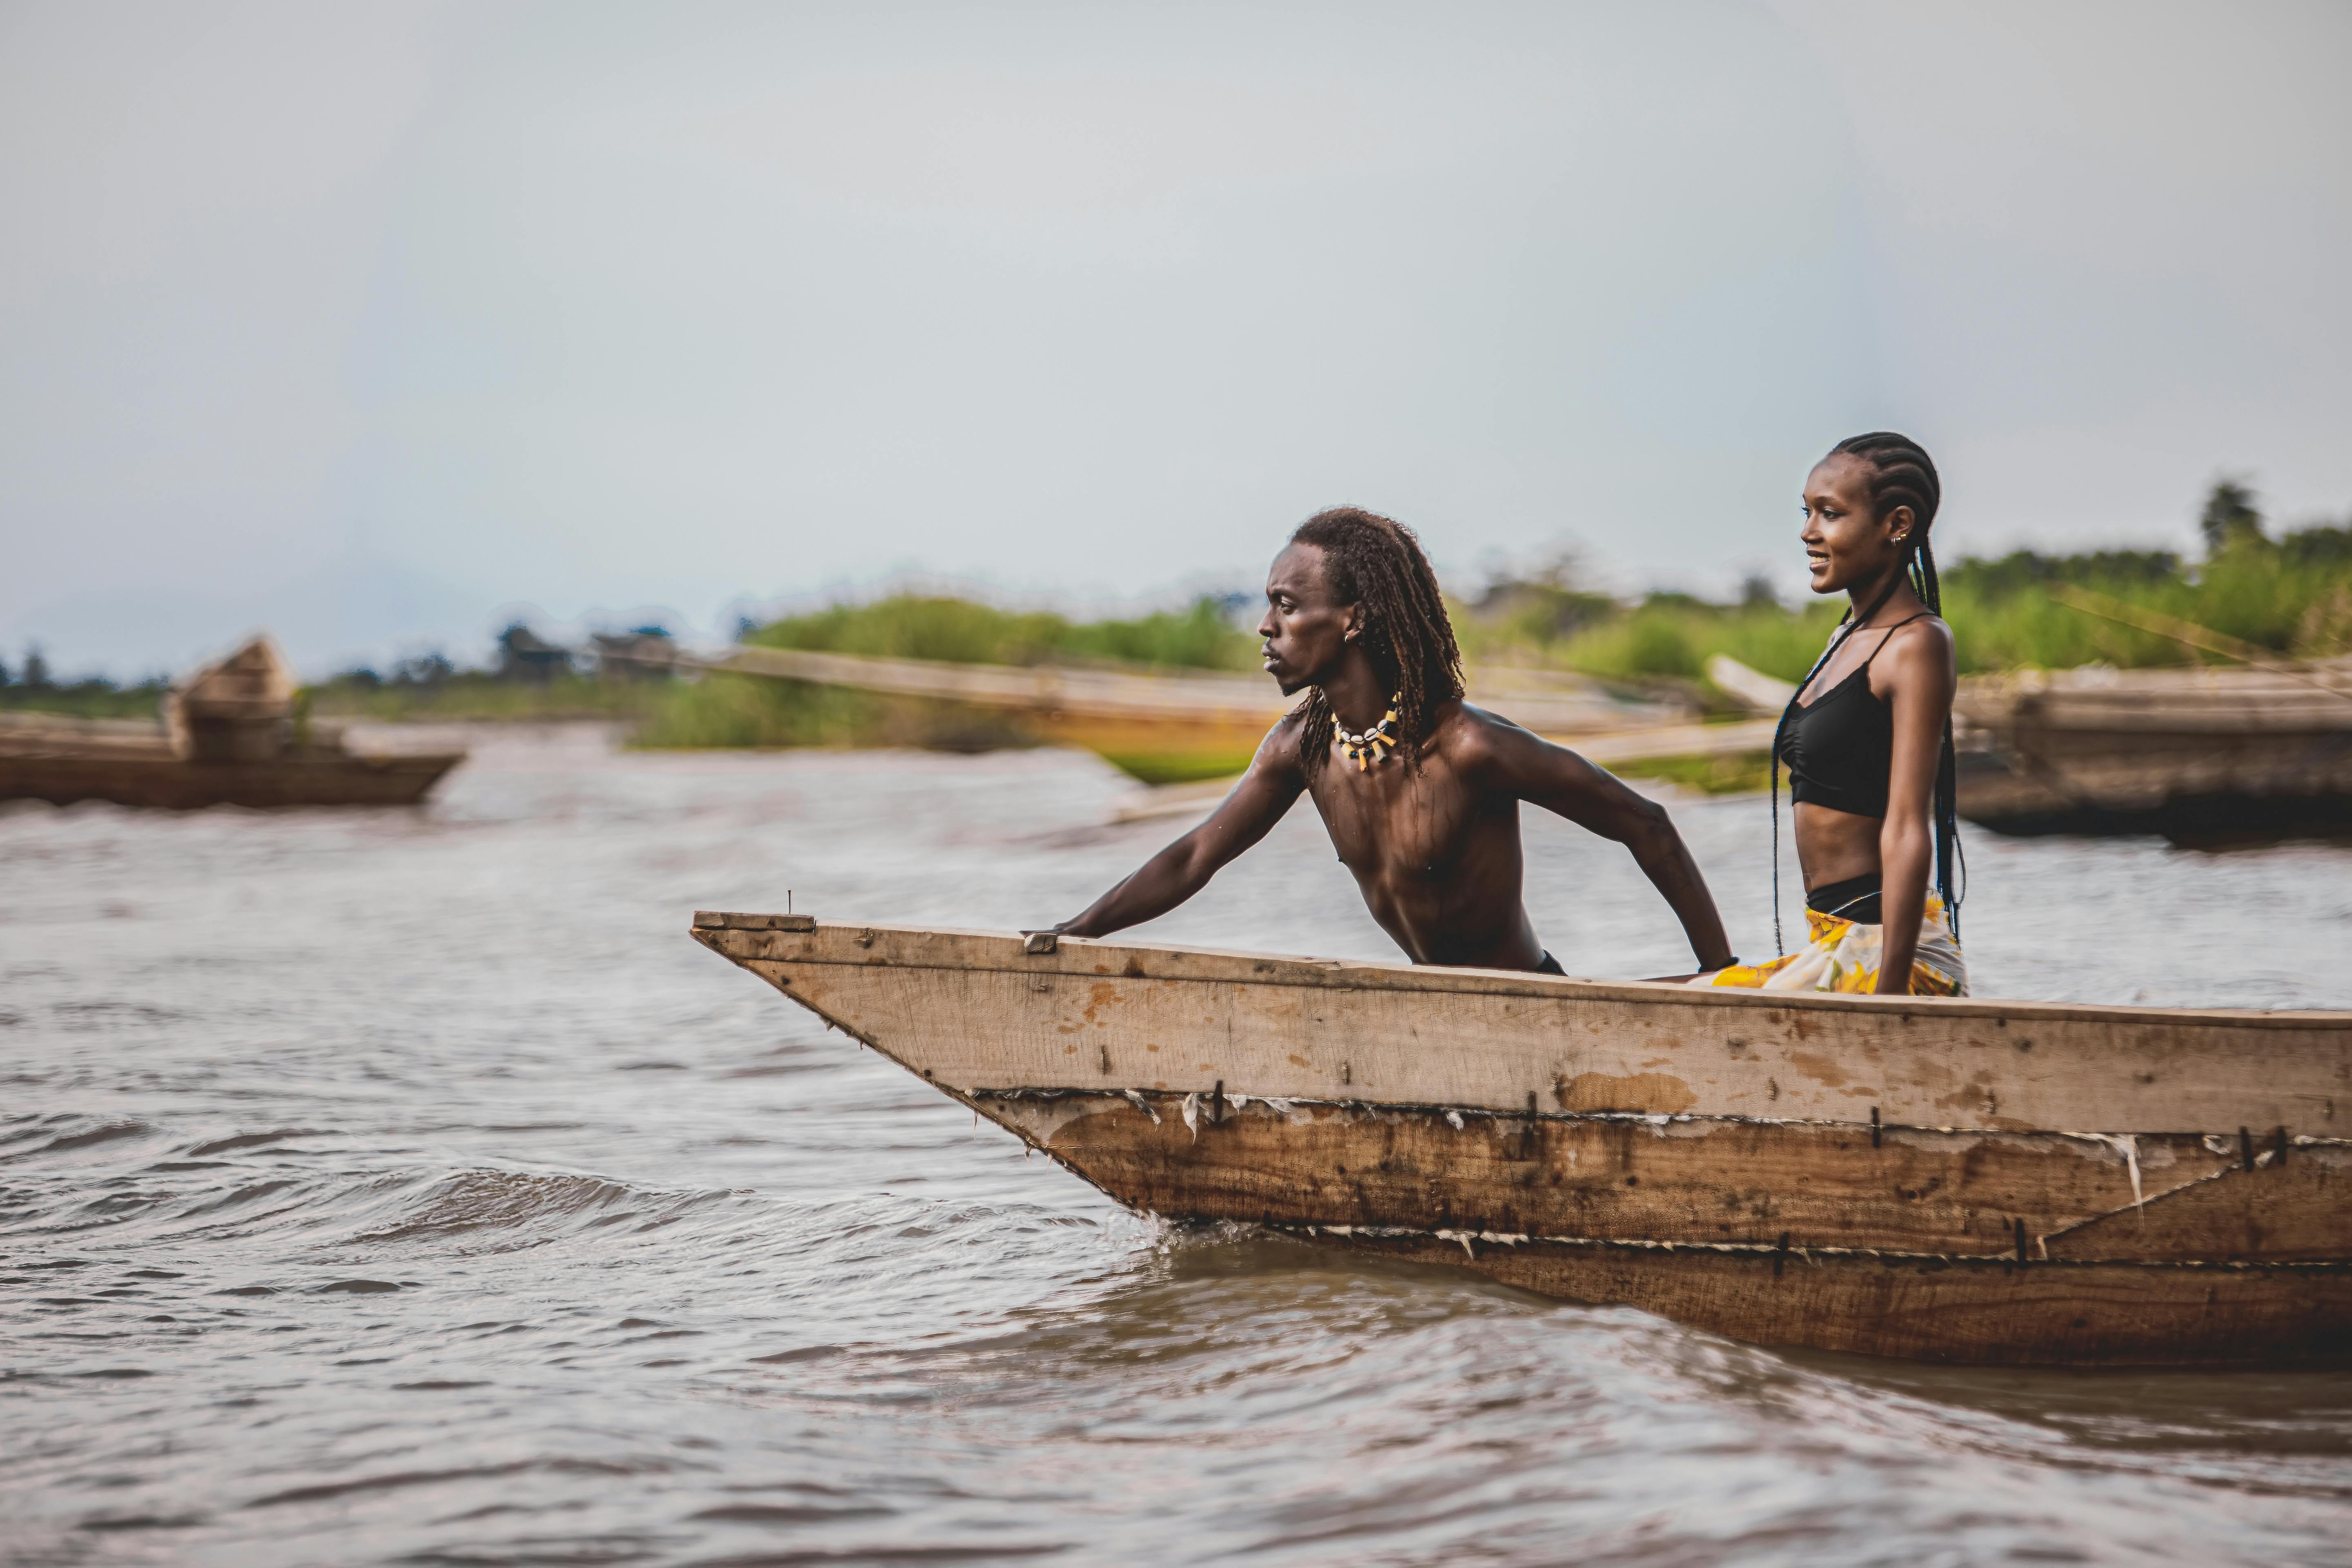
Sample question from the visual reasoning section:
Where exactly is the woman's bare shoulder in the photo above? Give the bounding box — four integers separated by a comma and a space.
1888, 612, 1955, 661
1876, 613, 1956, 693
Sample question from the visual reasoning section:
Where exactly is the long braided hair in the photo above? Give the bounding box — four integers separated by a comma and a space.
1769, 432, 1964, 953
1289, 507, 1466, 781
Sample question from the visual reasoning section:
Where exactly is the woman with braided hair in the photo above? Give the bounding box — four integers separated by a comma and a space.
1698, 433, 1968, 996
1056, 507, 1735, 976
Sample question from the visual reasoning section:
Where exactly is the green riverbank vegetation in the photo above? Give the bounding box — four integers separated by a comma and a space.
636, 481, 2348, 781
1458, 488, 2352, 688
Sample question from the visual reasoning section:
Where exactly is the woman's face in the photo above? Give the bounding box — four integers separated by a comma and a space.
1800, 454, 1913, 595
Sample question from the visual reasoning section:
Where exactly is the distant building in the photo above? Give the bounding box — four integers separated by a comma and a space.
495, 624, 573, 684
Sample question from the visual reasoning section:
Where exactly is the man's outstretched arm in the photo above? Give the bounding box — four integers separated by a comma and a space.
1056, 722, 1307, 940
1468, 714, 1735, 971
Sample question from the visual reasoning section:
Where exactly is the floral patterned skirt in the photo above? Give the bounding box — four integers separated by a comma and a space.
1695, 892, 1967, 996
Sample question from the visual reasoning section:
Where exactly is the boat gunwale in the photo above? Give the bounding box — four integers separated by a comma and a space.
692, 917, 2352, 1029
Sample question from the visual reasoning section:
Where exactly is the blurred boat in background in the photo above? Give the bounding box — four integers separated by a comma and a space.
1617, 652, 2352, 849
619, 638, 2352, 846
0, 636, 466, 809
631, 641, 1716, 787
1953, 658, 2352, 845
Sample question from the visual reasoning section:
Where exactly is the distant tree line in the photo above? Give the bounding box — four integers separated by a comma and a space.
0, 642, 172, 718
1450, 479, 2352, 685
322, 622, 675, 691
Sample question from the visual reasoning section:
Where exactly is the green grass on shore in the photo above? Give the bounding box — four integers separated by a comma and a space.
0, 682, 171, 721
1459, 531, 2352, 686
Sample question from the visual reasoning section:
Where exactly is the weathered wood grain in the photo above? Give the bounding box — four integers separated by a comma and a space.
1323, 1232, 2352, 1367
704, 922, 2352, 1135
693, 916, 2352, 1363
2042, 1142, 2352, 1263
976, 1092, 2262, 1260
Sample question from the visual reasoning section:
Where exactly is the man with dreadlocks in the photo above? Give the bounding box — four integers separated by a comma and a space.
1697, 431, 1968, 996
1055, 507, 1736, 976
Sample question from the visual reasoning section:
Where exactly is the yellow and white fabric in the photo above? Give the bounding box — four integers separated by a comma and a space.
1697, 893, 1967, 996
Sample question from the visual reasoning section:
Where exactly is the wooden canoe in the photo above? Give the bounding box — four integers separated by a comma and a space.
0, 711, 463, 809
693, 915, 2352, 1368
1953, 660, 2352, 844
0, 636, 466, 809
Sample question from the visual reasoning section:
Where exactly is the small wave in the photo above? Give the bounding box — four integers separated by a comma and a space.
45, 999, 188, 1031
184, 1128, 334, 1158
246, 1455, 678, 1510
345, 1169, 732, 1250
690, 1502, 893, 1524
0, 1117, 155, 1163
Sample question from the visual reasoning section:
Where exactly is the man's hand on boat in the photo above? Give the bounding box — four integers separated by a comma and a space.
1055, 511, 1735, 978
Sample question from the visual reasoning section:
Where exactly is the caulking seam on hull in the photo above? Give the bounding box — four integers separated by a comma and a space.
1259, 1223, 2352, 1271
964, 1086, 2352, 1150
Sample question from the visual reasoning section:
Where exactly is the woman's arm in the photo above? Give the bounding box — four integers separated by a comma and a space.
1872, 620, 1956, 993
1057, 721, 1307, 939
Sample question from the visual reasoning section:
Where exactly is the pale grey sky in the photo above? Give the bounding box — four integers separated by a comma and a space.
3, 0, 2347, 675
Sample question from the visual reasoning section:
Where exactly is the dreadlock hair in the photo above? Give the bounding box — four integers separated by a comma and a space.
1768, 432, 1966, 953
1287, 507, 1466, 781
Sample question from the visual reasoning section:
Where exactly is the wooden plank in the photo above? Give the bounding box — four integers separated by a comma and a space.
975, 1091, 2262, 1260
1544, 718, 1780, 765
692, 911, 815, 932
1704, 655, 1797, 713
705, 921, 2352, 1136
2042, 1143, 2352, 1263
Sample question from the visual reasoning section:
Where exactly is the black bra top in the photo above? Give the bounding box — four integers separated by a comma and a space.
1777, 614, 1931, 819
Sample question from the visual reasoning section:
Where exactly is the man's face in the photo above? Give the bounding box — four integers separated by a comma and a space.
1258, 542, 1355, 695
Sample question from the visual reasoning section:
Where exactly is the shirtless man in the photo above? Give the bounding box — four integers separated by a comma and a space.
1055, 507, 1736, 976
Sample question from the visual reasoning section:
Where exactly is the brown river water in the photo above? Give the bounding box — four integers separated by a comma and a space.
6, 724, 2351, 1566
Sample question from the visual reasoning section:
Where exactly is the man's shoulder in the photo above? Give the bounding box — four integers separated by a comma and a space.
1421, 696, 1524, 764
1252, 705, 1315, 778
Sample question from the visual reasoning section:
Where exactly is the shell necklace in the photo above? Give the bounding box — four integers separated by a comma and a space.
1333, 695, 1402, 771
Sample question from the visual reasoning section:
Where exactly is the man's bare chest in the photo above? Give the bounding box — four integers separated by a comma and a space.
1310, 766, 1496, 882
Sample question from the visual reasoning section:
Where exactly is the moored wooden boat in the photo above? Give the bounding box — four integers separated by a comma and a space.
0, 637, 465, 809
693, 915, 2352, 1367
0, 720, 465, 808
1953, 659, 2352, 844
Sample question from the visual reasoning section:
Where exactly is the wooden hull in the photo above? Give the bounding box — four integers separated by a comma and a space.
692, 917, 2352, 1366
0, 749, 464, 808
1955, 662, 2352, 844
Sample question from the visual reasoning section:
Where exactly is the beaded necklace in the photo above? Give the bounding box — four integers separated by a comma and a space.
1332, 695, 1402, 771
